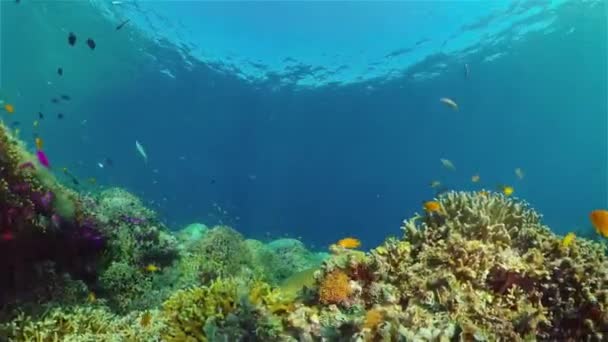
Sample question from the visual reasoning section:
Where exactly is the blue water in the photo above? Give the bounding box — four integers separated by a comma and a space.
0, 0, 605, 249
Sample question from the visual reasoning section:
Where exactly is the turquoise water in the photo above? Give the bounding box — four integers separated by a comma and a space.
1, 0, 605, 248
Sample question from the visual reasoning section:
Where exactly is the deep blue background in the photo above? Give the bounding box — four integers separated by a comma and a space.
1, 1, 605, 250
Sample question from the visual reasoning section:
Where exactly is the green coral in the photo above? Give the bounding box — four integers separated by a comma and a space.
190, 226, 253, 282
98, 261, 152, 313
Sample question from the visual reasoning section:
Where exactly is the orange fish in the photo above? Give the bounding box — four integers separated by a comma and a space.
423, 200, 441, 213
4, 104, 14, 113
337, 237, 361, 249
590, 210, 608, 237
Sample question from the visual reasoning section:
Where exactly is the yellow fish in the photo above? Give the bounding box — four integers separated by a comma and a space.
4, 104, 14, 113
336, 237, 361, 249
144, 264, 160, 272
502, 185, 514, 196
471, 174, 480, 183
35, 137, 43, 150
561, 232, 576, 248
423, 200, 442, 213
87, 292, 96, 303
439, 97, 458, 111
479, 190, 489, 197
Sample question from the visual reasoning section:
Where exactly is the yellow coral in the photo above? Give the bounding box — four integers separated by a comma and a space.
319, 269, 352, 305
161, 278, 239, 341
363, 308, 384, 330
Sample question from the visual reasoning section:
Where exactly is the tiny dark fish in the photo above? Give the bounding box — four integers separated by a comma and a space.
38, 112, 44, 119
104, 158, 113, 167
57, 113, 64, 119
86, 38, 96, 50
60, 94, 71, 101
15, 0, 20, 3
116, 19, 130, 31
68, 32, 77, 46
72, 178, 80, 186
210, 179, 216, 184
11, 121, 20, 126
57, 67, 63, 76
51, 98, 59, 104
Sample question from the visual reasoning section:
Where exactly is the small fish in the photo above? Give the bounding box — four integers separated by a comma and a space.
140, 311, 152, 327
88, 177, 97, 184
440, 97, 458, 111
515, 168, 525, 180
11, 121, 20, 126
60, 94, 71, 101
471, 174, 480, 183
4, 104, 14, 113
336, 237, 361, 249
36, 150, 50, 168
33, 120, 39, 127
440, 158, 455, 170
51, 98, 59, 104
86, 38, 96, 50
561, 232, 576, 248
35, 137, 43, 150
464, 63, 470, 79
38, 112, 44, 119
430, 180, 442, 188
423, 200, 441, 213
104, 158, 113, 167
14, 128, 20, 136
87, 292, 96, 303
62, 167, 80, 185
57, 67, 63, 76
144, 264, 160, 272
501, 185, 514, 196
479, 190, 489, 197
135, 140, 148, 162
97, 162, 104, 168
116, 19, 130, 31
68, 32, 77, 46
57, 113, 64, 119
210, 179, 216, 184
590, 210, 608, 238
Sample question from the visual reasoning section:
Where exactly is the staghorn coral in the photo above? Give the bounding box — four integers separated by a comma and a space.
0, 306, 167, 341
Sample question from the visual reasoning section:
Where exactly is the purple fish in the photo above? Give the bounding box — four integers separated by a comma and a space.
36, 150, 50, 168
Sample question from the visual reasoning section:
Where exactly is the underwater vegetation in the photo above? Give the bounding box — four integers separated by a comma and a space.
0, 114, 606, 341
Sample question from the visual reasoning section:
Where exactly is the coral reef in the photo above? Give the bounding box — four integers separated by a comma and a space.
1, 131, 607, 342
